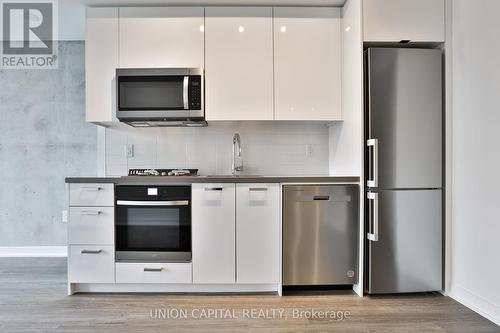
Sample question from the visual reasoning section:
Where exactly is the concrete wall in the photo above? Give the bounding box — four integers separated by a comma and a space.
450, 0, 500, 325
0, 41, 97, 246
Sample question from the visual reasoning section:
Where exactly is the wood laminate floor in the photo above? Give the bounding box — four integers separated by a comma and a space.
0, 258, 498, 333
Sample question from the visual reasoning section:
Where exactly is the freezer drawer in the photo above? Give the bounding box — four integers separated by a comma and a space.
283, 185, 359, 286
366, 189, 442, 294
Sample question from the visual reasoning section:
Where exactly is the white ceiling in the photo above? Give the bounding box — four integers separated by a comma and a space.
86, 0, 347, 6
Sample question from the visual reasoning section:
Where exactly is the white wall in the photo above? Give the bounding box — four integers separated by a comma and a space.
105, 123, 330, 176
450, 0, 500, 325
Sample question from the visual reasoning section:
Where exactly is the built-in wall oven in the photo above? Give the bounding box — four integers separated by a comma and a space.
115, 185, 191, 262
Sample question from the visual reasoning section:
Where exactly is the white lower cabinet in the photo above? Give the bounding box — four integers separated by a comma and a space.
236, 184, 280, 284
192, 183, 281, 285
69, 245, 114, 283
192, 184, 236, 284
68, 207, 114, 245
116, 263, 192, 284
69, 183, 114, 207
68, 181, 281, 290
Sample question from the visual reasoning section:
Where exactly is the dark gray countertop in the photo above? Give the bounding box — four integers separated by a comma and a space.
65, 175, 360, 184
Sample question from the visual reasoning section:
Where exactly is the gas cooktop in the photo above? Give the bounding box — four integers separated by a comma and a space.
128, 169, 199, 177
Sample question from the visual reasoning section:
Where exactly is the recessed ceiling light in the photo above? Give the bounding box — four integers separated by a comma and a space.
238, 26, 245, 33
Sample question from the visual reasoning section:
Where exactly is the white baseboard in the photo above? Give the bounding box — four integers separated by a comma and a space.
0, 246, 67, 257
71, 283, 279, 295
450, 285, 500, 326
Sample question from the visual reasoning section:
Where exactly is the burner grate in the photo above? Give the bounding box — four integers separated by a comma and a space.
128, 169, 199, 176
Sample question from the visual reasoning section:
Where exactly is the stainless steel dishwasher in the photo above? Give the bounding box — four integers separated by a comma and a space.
283, 185, 359, 286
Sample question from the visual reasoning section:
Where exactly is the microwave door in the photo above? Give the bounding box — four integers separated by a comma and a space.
117, 75, 187, 118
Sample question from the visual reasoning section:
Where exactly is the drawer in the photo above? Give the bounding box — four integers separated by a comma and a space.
68, 207, 114, 245
69, 183, 114, 206
116, 262, 192, 284
69, 245, 114, 283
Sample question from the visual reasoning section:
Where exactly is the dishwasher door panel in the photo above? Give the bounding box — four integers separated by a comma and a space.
283, 185, 359, 285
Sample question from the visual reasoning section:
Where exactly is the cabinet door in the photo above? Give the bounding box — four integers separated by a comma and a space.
69, 245, 115, 283
68, 207, 114, 245
274, 7, 342, 121
192, 184, 235, 284
205, 7, 273, 120
236, 184, 280, 284
363, 0, 445, 42
119, 7, 204, 68
85, 8, 118, 123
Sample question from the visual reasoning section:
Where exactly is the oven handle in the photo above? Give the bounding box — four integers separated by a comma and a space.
116, 200, 189, 206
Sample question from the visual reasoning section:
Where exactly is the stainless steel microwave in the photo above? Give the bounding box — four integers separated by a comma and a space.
116, 68, 205, 127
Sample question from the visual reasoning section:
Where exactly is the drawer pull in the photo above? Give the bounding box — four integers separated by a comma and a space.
249, 187, 268, 192
80, 186, 102, 191
144, 268, 163, 272
80, 210, 101, 215
205, 187, 223, 191
313, 195, 330, 201
81, 249, 102, 254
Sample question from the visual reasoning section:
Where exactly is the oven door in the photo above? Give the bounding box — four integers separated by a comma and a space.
115, 200, 191, 262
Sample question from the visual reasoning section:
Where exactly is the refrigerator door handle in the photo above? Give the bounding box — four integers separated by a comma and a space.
367, 139, 378, 188
367, 192, 379, 241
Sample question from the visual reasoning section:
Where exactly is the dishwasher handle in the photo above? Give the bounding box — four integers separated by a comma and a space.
313, 195, 330, 201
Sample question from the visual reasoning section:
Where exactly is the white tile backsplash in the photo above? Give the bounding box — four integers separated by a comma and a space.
105, 122, 330, 176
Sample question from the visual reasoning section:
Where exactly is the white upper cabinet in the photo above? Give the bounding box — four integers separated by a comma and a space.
205, 7, 274, 121
85, 8, 118, 123
192, 184, 236, 284
119, 7, 204, 68
363, 0, 445, 42
274, 7, 342, 121
236, 184, 280, 284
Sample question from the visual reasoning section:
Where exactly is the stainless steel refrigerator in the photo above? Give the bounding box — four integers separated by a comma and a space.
365, 48, 443, 294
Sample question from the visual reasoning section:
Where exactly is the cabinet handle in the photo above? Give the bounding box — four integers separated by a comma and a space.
81, 249, 102, 254
249, 187, 267, 192
204, 187, 223, 191
80, 210, 101, 215
313, 195, 330, 201
144, 268, 163, 272
80, 186, 102, 191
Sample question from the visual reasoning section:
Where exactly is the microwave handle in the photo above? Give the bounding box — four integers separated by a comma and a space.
183, 76, 189, 110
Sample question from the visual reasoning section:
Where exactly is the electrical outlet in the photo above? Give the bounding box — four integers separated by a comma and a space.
305, 144, 313, 157
61, 210, 68, 223
126, 144, 134, 158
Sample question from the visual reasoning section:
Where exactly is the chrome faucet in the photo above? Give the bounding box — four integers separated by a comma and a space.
232, 133, 244, 175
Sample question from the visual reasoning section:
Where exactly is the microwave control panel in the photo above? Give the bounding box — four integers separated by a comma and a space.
189, 76, 202, 110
